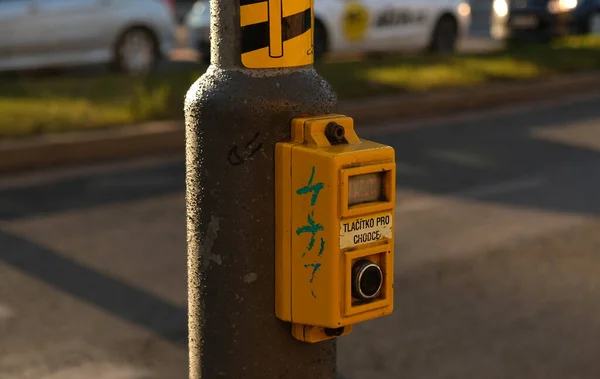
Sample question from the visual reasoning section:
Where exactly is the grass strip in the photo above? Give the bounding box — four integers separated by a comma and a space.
1, 35, 599, 138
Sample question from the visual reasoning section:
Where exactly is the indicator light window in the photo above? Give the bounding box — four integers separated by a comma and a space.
348, 172, 385, 206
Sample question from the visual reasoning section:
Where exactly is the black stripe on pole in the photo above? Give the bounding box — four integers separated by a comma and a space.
240, 0, 266, 6
241, 8, 312, 54
282, 7, 312, 42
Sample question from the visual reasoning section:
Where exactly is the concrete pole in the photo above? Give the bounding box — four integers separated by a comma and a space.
184, 0, 338, 377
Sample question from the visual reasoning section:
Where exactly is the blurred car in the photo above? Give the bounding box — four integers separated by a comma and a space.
491, 0, 600, 41
0, 0, 177, 74
185, 0, 472, 64
595, 2, 600, 32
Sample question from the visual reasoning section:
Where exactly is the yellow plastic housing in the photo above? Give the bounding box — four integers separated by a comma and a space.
275, 115, 396, 342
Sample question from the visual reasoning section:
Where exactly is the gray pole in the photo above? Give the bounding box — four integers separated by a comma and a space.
184, 0, 338, 377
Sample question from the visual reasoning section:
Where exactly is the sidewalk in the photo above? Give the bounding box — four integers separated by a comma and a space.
458, 37, 504, 54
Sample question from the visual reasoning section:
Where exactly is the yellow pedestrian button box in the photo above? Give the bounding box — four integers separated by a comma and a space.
275, 114, 395, 343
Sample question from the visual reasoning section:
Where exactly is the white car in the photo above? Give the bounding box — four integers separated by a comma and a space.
0, 0, 177, 74
185, 0, 472, 63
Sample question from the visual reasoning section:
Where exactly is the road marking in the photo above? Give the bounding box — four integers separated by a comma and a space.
1, 361, 153, 379
41, 363, 153, 379
0, 344, 155, 379
0, 154, 183, 191
533, 119, 600, 152
396, 176, 547, 213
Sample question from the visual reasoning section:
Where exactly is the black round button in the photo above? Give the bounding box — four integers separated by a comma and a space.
351, 259, 383, 300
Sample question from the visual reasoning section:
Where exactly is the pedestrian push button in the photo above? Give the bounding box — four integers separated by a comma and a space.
275, 114, 396, 343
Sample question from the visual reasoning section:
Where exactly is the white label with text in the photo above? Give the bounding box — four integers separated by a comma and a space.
340, 212, 393, 249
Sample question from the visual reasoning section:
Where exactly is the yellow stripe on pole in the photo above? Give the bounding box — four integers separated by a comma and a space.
240, 2, 268, 26
240, 0, 313, 68
282, 0, 309, 18
268, 0, 283, 58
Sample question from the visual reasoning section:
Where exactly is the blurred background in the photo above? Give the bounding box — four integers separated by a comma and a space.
2, 0, 600, 378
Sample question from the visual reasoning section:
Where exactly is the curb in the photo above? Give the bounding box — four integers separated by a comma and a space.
1, 71, 600, 173
339, 71, 600, 125
0, 122, 184, 173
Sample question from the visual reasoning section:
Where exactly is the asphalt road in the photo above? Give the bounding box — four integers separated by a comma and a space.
3, 91, 600, 378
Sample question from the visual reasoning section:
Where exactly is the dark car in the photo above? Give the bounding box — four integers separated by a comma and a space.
491, 0, 600, 42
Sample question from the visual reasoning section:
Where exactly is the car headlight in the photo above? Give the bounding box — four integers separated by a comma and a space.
548, 0, 578, 13
186, 1, 210, 28
458, 2, 471, 17
192, 1, 208, 15
493, 0, 509, 17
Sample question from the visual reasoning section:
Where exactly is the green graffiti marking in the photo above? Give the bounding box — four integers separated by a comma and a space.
296, 166, 326, 298
296, 166, 324, 206
304, 263, 322, 283
296, 212, 324, 257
